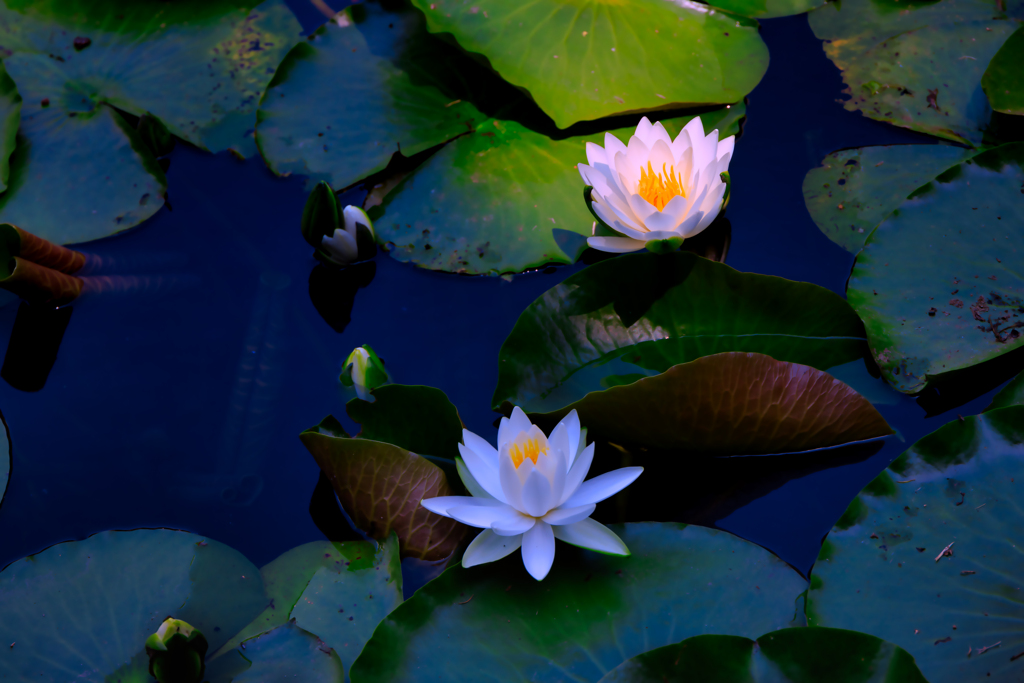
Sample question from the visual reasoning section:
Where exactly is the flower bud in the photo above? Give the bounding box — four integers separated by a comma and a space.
144, 617, 208, 683
301, 180, 342, 251
340, 344, 388, 401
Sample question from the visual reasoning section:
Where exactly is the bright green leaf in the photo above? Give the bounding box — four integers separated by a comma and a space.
346, 384, 463, 460
709, 0, 826, 18
983, 24, 1024, 115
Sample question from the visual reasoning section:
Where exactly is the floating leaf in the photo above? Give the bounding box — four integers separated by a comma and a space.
533, 352, 892, 455
983, 24, 1024, 116
218, 536, 402, 674
987, 371, 1024, 410
597, 627, 927, 682
346, 384, 463, 460
807, 406, 1024, 683
803, 145, 978, 253
409, 0, 768, 129
0, 529, 267, 679
493, 252, 868, 413
847, 143, 1024, 393
300, 428, 465, 560
708, 0, 826, 18
0, 60, 21, 192
350, 522, 807, 683
373, 105, 745, 275
228, 623, 345, 683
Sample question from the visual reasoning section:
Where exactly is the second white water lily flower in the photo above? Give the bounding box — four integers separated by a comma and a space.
579, 116, 734, 253
422, 408, 643, 581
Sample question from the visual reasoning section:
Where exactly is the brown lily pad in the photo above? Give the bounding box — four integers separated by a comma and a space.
299, 430, 466, 561
532, 352, 893, 455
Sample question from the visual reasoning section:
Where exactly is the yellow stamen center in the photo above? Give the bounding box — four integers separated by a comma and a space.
637, 161, 685, 211
509, 435, 548, 469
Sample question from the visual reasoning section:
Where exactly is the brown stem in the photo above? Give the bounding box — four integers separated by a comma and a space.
12, 226, 86, 274
0, 257, 83, 306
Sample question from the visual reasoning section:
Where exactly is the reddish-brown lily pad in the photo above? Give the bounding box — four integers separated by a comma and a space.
532, 352, 893, 455
299, 428, 466, 561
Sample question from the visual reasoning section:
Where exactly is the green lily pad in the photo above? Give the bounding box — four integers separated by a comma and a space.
0, 61, 21, 193
350, 522, 807, 683
808, 0, 1020, 145
597, 627, 927, 682
987, 371, 1024, 410
0, 528, 267, 680
216, 535, 402, 674
0, 409, 8, 509
229, 622, 345, 683
532, 352, 892, 455
373, 105, 745, 275
346, 384, 464, 460
846, 143, 1024, 394
492, 251, 868, 412
983, 24, 1024, 115
807, 406, 1024, 683
803, 145, 979, 253
300, 427, 466, 561
708, 0, 826, 18
409, 0, 767, 129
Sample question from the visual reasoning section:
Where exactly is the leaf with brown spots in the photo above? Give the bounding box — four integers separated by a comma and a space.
300, 430, 465, 561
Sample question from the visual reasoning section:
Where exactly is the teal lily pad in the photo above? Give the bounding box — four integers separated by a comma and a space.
808, 0, 1020, 145
228, 622, 345, 683
408, 0, 768, 129
217, 536, 402, 675
0, 60, 21, 193
807, 406, 1024, 683
987, 371, 1024, 410
708, 0, 826, 18
983, 24, 1024, 116
846, 143, 1024, 393
373, 105, 746, 275
803, 145, 979, 253
492, 251, 869, 413
346, 384, 464, 460
350, 522, 807, 683
597, 627, 927, 682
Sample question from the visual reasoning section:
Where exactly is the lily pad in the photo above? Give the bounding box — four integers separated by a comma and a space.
300, 427, 466, 561
807, 406, 1024, 683
803, 145, 979, 253
346, 384, 463, 460
987, 371, 1024, 410
708, 0, 826, 18
409, 0, 767, 129
533, 352, 892, 455
350, 522, 806, 682
983, 24, 1024, 116
846, 143, 1024, 393
0, 61, 21, 193
808, 0, 1020, 145
597, 627, 927, 682
493, 251, 869, 412
218, 536, 402, 674
373, 105, 745, 275
228, 622, 345, 683
0, 528, 267, 680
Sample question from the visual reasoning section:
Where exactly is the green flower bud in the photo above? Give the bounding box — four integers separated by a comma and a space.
144, 617, 208, 683
340, 344, 388, 401
301, 180, 342, 251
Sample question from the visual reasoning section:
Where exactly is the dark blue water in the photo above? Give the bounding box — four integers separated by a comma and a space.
0, 8, 1011, 585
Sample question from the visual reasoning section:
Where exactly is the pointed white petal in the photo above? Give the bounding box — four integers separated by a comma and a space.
587, 236, 647, 253
680, 116, 705, 147
321, 229, 358, 264
458, 442, 505, 502
560, 442, 595, 506
717, 135, 735, 163
633, 116, 654, 145
649, 120, 673, 149
540, 424, 568, 505
499, 448, 525, 511
585, 141, 608, 168
520, 468, 553, 517
643, 194, 691, 233
522, 522, 556, 580
462, 429, 498, 466
462, 530, 523, 568
448, 501, 524, 529
343, 205, 373, 236
647, 138, 675, 172
592, 197, 646, 237
626, 193, 659, 224
553, 518, 630, 556
622, 137, 652, 191
499, 407, 533, 446
555, 410, 581, 467
693, 129, 719, 179
674, 211, 704, 239
492, 512, 537, 536
563, 467, 644, 507
542, 503, 596, 526
455, 457, 496, 500
421, 495, 490, 516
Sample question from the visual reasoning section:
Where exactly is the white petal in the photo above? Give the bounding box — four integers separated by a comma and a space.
520, 468, 553, 517
448, 501, 524, 529
674, 212, 704, 239
563, 467, 644, 507
592, 197, 646, 237
455, 457, 496, 500
693, 129, 719, 179
603, 132, 630, 197
462, 429, 498, 466
555, 410, 581, 467
462, 529, 522, 568
672, 139, 694, 179
622, 137, 652, 192
343, 205, 373, 236
626, 193, 659, 225
421, 495, 490, 517
492, 512, 536, 536
499, 448, 525, 511
693, 189, 726, 233
522, 522, 556, 580
679, 116, 706, 149
560, 442, 594, 506
648, 120, 673, 149
553, 518, 630, 556
717, 135, 735, 163
633, 116, 655, 145
647, 139, 675, 173
643, 194, 691, 233
587, 236, 647, 253
458, 442, 505, 502
540, 424, 568, 505
498, 407, 533, 448
321, 229, 358, 264
542, 503, 596, 526
585, 141, 608, 168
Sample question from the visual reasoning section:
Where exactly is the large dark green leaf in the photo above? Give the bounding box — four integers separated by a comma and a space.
708, 0, 826, 18
847, 143, 1024, 393
408, 0, 768, 130
803, 145, 978, 253
227, 623, 345, 683
533, 352, 892, 455
372, 105, 745, 275
983, 24, 1024, 116
0, 529, 267, 680
300, 429, 466, 561
807, 406, 1024, 683
217, 536, 402, 675
0, 60, 21, 193
350, 523, 808, 683
493, 252, 868, 412
597, 627, 927, 682
346, 384, 463, 460
808, 0, 1020, 145
987, 371, 1024, 410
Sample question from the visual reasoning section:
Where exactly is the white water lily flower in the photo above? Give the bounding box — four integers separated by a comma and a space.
422, 407, 643, 581
321, 205, 374, 265
579, 116, 734, 253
